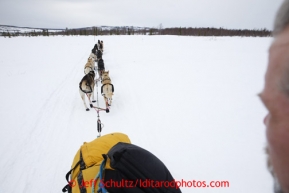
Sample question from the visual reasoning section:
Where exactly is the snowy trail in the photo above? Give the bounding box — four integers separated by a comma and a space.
0, 35, 273, 193
0, 36, 95, 192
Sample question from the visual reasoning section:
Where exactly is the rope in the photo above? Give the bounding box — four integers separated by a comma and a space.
95, 79, 104, 137
97, 160, 107, 193
85, 72, 108, 137
84, 50, 110, 137
91, 160, 107, 193
95, 78, 100, 118
91, 170, 100, 193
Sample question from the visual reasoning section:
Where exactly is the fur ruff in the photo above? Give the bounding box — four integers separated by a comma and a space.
84, 58, 95, 74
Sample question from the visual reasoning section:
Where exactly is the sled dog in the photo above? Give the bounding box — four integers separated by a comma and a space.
97, 40, 101, 50
79, 71, 96, 111
99, 40, 104, 53
96, 49, 102, 61
93, 43, 98, 51
84, 58, 95, 74
97, 58, 105, 79
89, 53, 97, 62
101, 71, 114, 112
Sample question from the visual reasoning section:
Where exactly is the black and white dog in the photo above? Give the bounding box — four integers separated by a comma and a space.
96, 49, 102, 61
97, 58, 105, 80
99, 40, 104, 53
79, 71, 96, 111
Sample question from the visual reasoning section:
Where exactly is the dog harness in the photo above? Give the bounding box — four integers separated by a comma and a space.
101, 83, 114, 94
79, 75, 94, 93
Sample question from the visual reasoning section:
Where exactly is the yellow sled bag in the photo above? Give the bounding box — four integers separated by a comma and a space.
62, 132, 131, 193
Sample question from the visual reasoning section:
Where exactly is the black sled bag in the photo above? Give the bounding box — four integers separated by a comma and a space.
103, 142, 182, 193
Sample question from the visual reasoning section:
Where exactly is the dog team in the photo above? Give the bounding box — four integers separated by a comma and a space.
79, 40, 114, 113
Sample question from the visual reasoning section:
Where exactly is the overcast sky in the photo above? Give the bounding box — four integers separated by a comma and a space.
0, 0, 284, 30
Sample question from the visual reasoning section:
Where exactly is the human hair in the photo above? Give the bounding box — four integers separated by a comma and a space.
274, 0, 289, 36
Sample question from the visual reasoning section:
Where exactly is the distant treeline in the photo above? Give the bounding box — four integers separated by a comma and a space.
0, 26, 272, 37
160, 27, 272, 37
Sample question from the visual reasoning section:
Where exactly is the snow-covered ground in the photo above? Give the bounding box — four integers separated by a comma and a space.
0, 35, 272, 193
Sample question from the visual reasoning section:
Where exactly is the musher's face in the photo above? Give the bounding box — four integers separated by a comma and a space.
259, 26, 289, 193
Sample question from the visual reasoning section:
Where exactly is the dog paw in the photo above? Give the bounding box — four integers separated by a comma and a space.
90, 104, 93, 108
92, 100, 96, 103
86, 108, 90, 111
106, 108, 109, 113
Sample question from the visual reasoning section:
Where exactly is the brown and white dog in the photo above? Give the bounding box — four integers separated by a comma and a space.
101, 71, 114, 113
89, 53, 97, 62
84, 58, 95, 74
79, 71, 96, 111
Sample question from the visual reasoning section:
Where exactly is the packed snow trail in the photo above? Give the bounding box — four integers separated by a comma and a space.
0, 35, 273, 193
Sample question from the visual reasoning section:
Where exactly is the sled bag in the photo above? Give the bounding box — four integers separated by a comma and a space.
62, 133, 131, 193
104, 142, 182, 193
